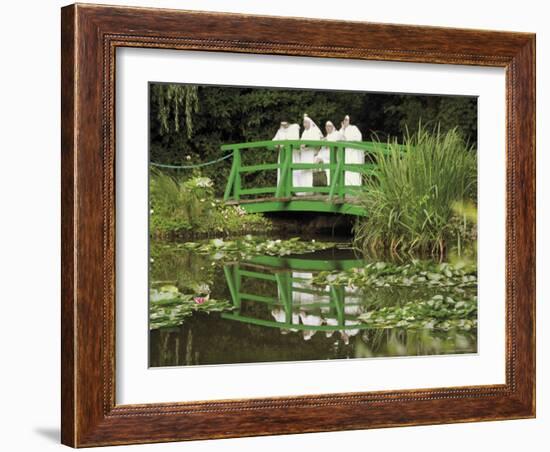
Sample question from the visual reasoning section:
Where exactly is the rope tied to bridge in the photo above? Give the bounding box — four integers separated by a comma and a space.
150, 153, 232, 169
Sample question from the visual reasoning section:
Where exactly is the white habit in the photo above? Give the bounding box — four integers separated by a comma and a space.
340, 123, 364, 186
319, 125, 343, 185
272, 123, 300, 185
296, 116, 323, 191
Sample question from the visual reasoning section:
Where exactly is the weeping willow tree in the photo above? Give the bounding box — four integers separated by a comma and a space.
151, 84, 199, 138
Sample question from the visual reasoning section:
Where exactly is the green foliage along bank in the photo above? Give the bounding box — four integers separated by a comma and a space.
354, 126, 477, 258
149, 169, 271, 238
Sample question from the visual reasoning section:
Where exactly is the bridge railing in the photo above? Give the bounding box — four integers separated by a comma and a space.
221, 140, 386, 202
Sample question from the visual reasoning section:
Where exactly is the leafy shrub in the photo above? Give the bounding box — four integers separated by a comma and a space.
149, 169, 271, 237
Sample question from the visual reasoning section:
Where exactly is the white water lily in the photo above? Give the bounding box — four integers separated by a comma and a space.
194, 177, 213, 188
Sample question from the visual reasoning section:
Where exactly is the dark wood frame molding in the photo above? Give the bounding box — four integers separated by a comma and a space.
61, 3, 536, 447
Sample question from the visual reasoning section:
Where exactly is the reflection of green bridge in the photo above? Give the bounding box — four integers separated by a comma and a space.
222, 140, 388, 217
221, 256, 372, 332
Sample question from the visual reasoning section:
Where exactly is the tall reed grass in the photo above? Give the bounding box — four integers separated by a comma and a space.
353, 126, 477, 258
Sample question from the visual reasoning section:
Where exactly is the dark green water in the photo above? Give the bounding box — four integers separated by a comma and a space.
149, 237, 477, 367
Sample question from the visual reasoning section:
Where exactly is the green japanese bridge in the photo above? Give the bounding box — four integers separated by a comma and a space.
222, 140, 387, 217
221, 255, 371, 333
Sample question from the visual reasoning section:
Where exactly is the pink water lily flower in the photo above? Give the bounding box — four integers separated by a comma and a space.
194, 296, 207, 304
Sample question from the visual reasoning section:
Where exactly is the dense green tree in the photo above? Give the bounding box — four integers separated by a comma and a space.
382, 95, 477, 143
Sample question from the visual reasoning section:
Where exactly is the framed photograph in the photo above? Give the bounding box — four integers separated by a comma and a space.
61, 3, 535, 447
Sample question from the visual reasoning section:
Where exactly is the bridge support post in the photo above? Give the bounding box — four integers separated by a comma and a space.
337, 146, 345, 201
233, 148, 241, 201
330, 285, 346, 327
284, 144, 292, 198
223, 148, 237, 201
275, 144, 292, 199
330, 145, 337, 187
223, 265, 241, 310
275, 273, 293, 324
329, 145, 344, 201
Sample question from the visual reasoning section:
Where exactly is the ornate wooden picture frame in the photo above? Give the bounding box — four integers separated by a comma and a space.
61, 3, 535, 447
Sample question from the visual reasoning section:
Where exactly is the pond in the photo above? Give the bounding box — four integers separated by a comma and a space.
149, 235, 477, 367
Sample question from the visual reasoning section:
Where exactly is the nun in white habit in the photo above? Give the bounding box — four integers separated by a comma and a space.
295, 114, 323, 192
339, 115, 364, 187
317, 121, 343, 185
272, 121, 300, 185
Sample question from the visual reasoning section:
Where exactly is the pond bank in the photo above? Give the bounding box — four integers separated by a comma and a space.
151, 210, 357, 241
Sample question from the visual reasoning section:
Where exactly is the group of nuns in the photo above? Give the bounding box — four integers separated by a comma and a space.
272, 113, 364, 190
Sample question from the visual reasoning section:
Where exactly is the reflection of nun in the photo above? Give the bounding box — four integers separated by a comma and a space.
295, 114, 322, 192
325, 317, 339, 338
341, 321, 361, 345
272, 121, 300, 185
292, 271, 314, 305
344, 320, 361, 336
342, 285, 363, 340
271, 307, 286, 323
339, 115, 364, 187
344, 303, 362, 316
271, 307, 299, 333
293, 270, 323, 340
344, 284, 364, 316
300, 310, 322, 341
